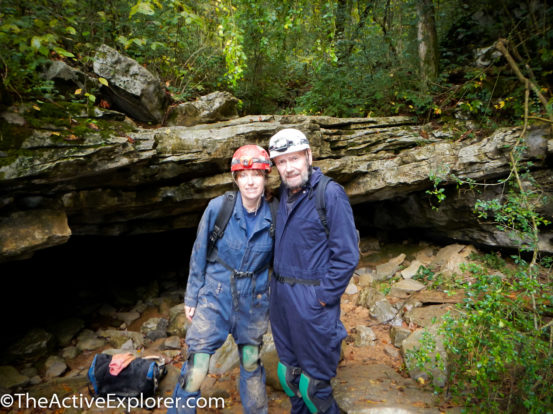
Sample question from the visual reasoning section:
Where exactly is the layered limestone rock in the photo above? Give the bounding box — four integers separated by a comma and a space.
166, 91, 240, 126
1, 108, 552, 260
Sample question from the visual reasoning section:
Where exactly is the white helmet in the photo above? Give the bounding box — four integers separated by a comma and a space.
268, 128, 310, 158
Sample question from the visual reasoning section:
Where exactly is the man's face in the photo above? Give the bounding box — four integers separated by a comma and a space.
273, 149, 312, 192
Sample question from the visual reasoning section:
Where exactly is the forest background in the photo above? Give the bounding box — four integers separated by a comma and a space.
1, 0, 553, 412
1, 0, 552, 124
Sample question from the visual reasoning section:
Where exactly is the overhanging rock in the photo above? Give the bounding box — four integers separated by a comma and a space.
1, 112, 552, 260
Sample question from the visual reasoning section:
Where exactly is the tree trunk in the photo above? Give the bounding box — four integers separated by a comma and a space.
416, 0, 439, 88
335, 0, 348, 61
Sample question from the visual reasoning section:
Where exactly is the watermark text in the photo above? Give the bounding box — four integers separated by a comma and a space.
0, 393, 225, 412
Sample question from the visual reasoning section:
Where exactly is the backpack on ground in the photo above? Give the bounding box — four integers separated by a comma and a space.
88, 353, 166, 399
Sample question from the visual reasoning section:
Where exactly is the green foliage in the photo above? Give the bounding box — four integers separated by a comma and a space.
474, 153, 550, 254
0, 1, 74, 98
1, 0, 552, 118
441, 260, 553, 412
413, 265, 463, 291
419, 130, 553, 411
425, 165, 450, 209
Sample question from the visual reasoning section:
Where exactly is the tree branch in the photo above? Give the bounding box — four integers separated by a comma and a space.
495, 38, 553, 125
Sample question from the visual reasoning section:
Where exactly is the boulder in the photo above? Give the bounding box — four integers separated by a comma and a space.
44, 355, 67, 378
400, 260, 424, 279
433, 244, 478, 276
167, 304, 190, 338
114, 311, 141, 326
166, 91, 239, 126
375, 253, 406, 281
402, 325, 448, 387
162, 336, 181, 351
61, 346, 80, 360
141, 317, 168, 341
370, 299, 402, 326
390, 326, 412, 348
404, 304, 452, 328
0, 365, 29, 389
345, 282, 359, 295
93, 44, 169, 123
42, 60, 97, 95
8, 328, 55, 363
355, 267, 375, 286
209, 335, 239, 374
333, 364, 437, 413
97, 329, 144, 349
389, 279, 426, 297
357, 287, 385, 310
415, 248, 434, 266
354, 325, 376, 347
76, 329, 105, 351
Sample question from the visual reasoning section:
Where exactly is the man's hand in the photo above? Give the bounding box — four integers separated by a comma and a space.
185, 305, 196, 322
319, 301, 326, 307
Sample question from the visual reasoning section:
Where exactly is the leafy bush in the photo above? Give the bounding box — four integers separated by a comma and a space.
441, 259, 553, 412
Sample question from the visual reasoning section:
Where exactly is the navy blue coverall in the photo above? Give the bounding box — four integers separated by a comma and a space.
169, 194, 273, 413
270, 167, 359, 414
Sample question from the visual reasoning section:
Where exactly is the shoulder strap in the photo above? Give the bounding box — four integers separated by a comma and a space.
315, 175, 332, 237
207, 191, 237, 257
268, 197, 279, 238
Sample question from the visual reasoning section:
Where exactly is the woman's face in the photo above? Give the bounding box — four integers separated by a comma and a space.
234, 169, 266, 203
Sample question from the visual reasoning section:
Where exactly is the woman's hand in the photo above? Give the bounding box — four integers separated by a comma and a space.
185, 305, 196, 322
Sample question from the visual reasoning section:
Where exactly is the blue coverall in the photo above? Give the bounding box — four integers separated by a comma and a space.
270, 167, 359, 414
169, 194, 273, 414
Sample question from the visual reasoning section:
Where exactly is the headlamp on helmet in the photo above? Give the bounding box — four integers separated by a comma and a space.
268, 128, 310, 158
231, 145, 271, 172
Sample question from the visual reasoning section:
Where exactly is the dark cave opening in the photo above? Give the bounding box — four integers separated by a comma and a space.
0, 229, 196, 353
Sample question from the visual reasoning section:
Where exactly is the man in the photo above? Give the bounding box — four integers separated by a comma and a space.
268, 128, 359, 414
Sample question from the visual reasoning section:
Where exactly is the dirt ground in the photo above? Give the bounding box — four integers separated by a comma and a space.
177, 290, 409, 413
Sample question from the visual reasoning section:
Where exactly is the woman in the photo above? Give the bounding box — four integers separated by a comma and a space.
169, 145, 274, 414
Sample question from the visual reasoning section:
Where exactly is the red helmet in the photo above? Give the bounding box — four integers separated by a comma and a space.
231, 145, 271, 172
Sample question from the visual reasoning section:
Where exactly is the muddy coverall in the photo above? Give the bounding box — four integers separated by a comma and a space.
168, 194, 273, 414
270, 167, 359, 414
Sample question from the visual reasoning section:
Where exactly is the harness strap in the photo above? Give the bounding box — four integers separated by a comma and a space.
208, 248, 270, 310
274, 272, 320, 286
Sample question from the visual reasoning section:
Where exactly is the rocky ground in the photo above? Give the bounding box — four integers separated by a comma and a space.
0, 237, 483, 413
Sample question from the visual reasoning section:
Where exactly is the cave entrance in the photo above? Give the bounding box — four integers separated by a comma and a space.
0, 229, 196, 353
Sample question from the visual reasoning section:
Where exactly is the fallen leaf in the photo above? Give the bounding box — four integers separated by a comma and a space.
74, 88, 82, 95
88, 123, 99, 130
64, 134, 79, 141
126, 136, 135, 144
51, 131, 60, 136
99, 99, 110, 109
33, 105, 41, 111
